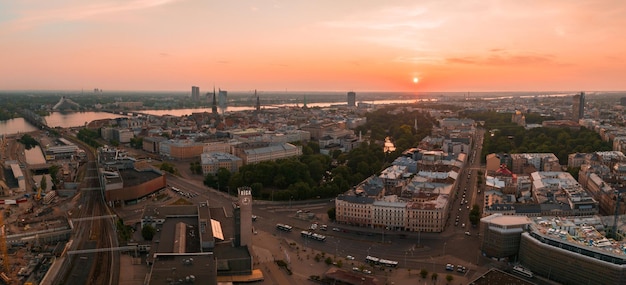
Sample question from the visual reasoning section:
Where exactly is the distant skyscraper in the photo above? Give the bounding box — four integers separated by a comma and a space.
255, 90, 260, 111
347, 91, 356, 107
218, 89, 228, 114
191, 86, 200, 101
212, 87, 217, 114
572, 92, 585, 121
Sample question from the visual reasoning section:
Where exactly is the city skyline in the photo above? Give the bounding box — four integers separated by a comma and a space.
1, 0, 625, 92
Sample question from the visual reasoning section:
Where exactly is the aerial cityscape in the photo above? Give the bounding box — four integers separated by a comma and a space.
1, 1, 626, 285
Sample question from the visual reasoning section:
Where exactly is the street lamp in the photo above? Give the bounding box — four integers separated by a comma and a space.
443, 242, 447, 256
404, 251, 407, 268
289, 196, 293, 208
367, 246, 372, 257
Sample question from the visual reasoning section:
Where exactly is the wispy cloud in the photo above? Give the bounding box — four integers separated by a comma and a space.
446, 50, 559, 66
320, 4, 444, 51
393, 56, 443, 65
1, 0, 180, 32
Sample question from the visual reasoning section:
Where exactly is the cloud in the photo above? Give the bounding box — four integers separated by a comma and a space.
446, 50, 558, 66
1, 0, 181, 32
393, 56, 443, 65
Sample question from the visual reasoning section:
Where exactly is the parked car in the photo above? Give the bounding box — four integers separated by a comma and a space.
346, 255, 355, 260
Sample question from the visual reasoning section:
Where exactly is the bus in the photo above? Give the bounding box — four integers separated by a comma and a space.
512, 265, 534, 278
366, 255, 398, 267
301, 230, 326, 241
379, 258, 398, 268
365, 255, 380, 265
276, 224, 293, 232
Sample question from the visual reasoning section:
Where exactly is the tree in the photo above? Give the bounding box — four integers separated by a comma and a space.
420, 269, 428, 278
189, 161, 202, 175
203, 173, 218, 188
18, 134, 39, 150
469, 204, 481, 225
431, 272, 438, 282
39, 176, 47, 192
142, 224, 156, 240
159, 162, 177, 174
49, 164, 61, 188
216, 168, 231, 192
327, 207, 336, 221
129, 137, 143, 149
446, 274, 454, 283
325, 256, 333, 265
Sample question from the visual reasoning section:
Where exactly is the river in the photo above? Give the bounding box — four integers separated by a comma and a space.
0, 98, 427, 135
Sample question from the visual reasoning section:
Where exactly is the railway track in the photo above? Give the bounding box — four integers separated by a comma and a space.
61, 150, 117, 284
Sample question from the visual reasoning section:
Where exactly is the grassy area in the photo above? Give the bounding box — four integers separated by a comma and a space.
170, 198, 193, 205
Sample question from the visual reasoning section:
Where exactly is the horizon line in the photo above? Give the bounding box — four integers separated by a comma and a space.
0, 89, 621, 94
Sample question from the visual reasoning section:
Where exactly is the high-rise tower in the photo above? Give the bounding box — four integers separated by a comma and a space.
347, 91, 356, 107
255, 90, 260, 111
233, 187, 252, 247
218, 89, 228, 114
191, 86, 200, 101
572, 92, 585, 121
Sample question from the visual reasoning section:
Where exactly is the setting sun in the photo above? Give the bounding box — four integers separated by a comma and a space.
413, 77, 419, 84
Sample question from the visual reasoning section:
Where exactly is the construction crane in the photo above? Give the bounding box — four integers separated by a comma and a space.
35, 185, 42, 201
0, 212, 11, 280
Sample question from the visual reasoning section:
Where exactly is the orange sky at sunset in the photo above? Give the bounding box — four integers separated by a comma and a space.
1, 0, 625, 92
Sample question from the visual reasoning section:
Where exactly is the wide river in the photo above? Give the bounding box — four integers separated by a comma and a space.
0, 99, 424, 135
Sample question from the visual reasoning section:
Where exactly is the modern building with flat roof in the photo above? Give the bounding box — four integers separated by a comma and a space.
480, 214, 531, 259
519, 216, 626, 285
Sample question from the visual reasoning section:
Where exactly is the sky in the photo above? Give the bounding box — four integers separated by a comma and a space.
1, 0, 625, 92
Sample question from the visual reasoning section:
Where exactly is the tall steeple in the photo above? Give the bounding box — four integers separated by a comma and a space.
211, 86, 217, 114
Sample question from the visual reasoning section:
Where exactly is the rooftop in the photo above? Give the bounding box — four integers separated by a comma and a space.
529, 216, 626, 261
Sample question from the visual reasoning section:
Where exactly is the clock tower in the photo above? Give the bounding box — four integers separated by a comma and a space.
235, 186, 253, 247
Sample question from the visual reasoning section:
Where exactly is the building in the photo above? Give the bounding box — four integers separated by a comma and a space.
218, 89, 228, 114
101, 127, 134, 144
142, 136, 167, 153
480, 214, 531, 259
335, 195, 375, 227
371, 197, 407, 230
97, 147, 166, 203
232, 142, 302, 165
159, 139, 205, 160
200, 152, 242, 175
234, 187, 252, 247
347, 91, 356, 107
141, 200, 261, 284
530, 171, 598, 216
192, 86, 200, 101
572, 92, 585, 121
468, 268, 537, 285
510, 153, 560, 174
519, 216, 626, 285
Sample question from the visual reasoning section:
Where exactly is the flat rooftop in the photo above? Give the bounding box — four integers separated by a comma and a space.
469, 268, 536, 285
530, 216, 626, 259
119, 168, 161, 187
147, 253, 216, 285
